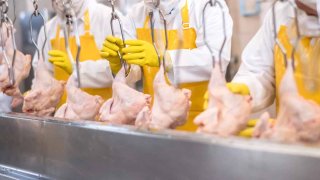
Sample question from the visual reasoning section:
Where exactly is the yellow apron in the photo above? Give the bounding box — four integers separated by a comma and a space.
274, 25, 320, 109
136, 0, 208, 131
51, 10, 112, 108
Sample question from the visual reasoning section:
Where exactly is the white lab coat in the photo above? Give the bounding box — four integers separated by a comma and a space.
124, 0, 233, 84
33, 0, 140, 89
0, 93, 11, 113
232, 2, 297, 112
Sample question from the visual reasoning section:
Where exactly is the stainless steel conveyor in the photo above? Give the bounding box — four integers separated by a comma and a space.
0, 113, 320, 180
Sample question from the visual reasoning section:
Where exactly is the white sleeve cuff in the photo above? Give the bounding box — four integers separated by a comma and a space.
73, 60, 114, 88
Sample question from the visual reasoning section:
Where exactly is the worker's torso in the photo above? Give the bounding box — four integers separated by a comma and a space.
135, 0, 207, 131
51, 10, 112, 107
274, 25, 320, 109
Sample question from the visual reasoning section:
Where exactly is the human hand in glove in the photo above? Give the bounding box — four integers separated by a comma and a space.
238, 118, 276, 138
122, 40, 159, 67
48, 50, 73, 74
226, 83, 250, 96
100, 35, 124, 74
203, 83, 250, 109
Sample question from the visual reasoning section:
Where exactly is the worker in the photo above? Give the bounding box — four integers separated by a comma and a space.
33, 0, 139, 108
101, 0, 233, 131
225, 0, 320, 136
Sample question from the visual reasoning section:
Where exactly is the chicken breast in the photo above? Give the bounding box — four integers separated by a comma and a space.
194, 62, 252, 137
0, 50, 31, 107
254, 64, 320, 144
99, 67, 151, 125
23, 59, 65, 116
135, 65, 192, 130
55, 76, 104, 121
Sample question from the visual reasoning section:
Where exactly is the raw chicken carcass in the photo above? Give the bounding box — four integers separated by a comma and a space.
135, 65, 192, 130
194, 62, 252, 137
23, 59, 65, 116
55, 76, 104, 121
254, 64, 320, 144
99, 67, 151, 125
0, 50, 31, 107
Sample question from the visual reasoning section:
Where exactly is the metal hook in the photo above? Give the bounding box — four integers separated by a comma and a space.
109, 0, 130, 76
0, 0, 16, 85
159, 10, 169, 71
29, 0, 47, 62
5, 19, 16, 85
0, 22, 14, 85
272, 0, 301, 70
202, 0, 227, 73
147, 0, 162, 68
148, 11, 161, 67
12, 0, 16, 24
62, 0, 82, 88
0, 0, 8, 15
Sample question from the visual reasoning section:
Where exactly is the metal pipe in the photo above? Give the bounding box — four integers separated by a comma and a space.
29, 0, 48, 63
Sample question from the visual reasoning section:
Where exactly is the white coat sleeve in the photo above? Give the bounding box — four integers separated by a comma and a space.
232, 10, 276, 112
167, 1, 233, 84
74, 60, 113, 88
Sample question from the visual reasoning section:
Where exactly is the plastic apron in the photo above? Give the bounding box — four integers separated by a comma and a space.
136, 1, 208, 131
274, 25, 320, 109
51, 10, 113, 108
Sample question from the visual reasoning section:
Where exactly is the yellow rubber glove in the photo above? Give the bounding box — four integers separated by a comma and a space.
239, 119, 275, 138
226, 83, 250, 96
23, 91, 29, 97
203, 91, 209, 110
203, 83, 250, 110
48, 50, 73, 75
100, 35, 124, 74
239, 127, 254, 138
122, 40, 159, 67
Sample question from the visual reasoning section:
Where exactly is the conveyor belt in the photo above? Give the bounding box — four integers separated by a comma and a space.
0, 113, 320, 180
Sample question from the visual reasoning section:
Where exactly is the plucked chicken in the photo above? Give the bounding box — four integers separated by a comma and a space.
23, 59, 65, 116
135, 65, 191, 130
194, 62, 252, 137
0, 50, 31, 107
253, 64, 320, 144
99, 67, 151, 125
55, 76, 104, 121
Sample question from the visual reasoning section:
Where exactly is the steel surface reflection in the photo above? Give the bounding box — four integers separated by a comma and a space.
0, 113, 320, 180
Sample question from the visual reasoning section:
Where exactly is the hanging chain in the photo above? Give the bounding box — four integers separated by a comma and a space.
32, 0, 39, 16
0, 0, 9, 24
